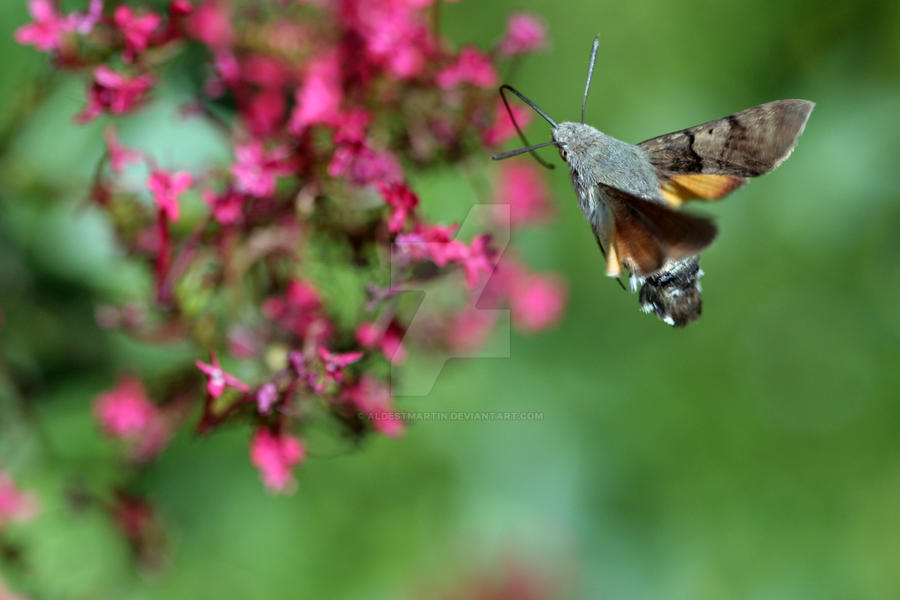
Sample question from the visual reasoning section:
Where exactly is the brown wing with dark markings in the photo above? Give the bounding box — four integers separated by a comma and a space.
639, 99, 814, 205
603, 185, 718, 277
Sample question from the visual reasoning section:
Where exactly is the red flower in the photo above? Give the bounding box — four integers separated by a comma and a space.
104, 127, 143, 174
114, 6, 162, 62
436, 47, 498, 89
77, 66, 156, 123
495, 162, 553, 227
377, 182, 419, 233
498, 13, 546, 56
195, 351, 250, 398
94, 376, 159, 438
147, 169, 192, 222
249, 429, 305, 493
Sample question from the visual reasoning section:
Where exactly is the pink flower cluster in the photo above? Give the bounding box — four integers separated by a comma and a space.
0, 471, 40, 526
19, 0, 560, 495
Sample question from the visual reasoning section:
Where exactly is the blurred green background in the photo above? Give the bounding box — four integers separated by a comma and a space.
1, 0, 899, 598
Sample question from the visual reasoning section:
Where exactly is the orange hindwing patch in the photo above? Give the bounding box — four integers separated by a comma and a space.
660, 174, 745, 207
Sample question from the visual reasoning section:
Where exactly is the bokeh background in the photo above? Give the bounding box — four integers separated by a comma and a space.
1, 0, 899, 598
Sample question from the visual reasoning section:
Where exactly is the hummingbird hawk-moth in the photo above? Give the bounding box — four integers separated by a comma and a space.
492, 37, 813, 327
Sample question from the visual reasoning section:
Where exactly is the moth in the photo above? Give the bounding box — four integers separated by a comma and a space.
492, 37, 813, 326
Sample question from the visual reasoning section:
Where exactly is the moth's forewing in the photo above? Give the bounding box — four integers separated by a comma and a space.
603, 185, 718, 277
639, 99, 814, 203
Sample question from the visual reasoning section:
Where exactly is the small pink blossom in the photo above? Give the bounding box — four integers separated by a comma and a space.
256, 383, 278, 414
436, 47, 498, 90
446, 307, 496, 352
318, 347, 363, 385
202, 188, 244, 225
243, 88, 287, 136
343, 376, 403, 437
453, 234, 495, 289
94, 375, 159, 438
114, 6, 162, 61
77, 66, 156, 123
482, 99, 534, 147
14, 0, 73, 52
262, 280, 332, 342
288, 50, 342, 134
498, 13, 546, 56
355, 321, 406, 364
231, 141, 292, 198
496, 162, 553, 227
147, 169, 193, 222
394, 223, 460, 266
71, 0, 103, 35
377, 182, 418, 233
327, 144, 403, 186
186, 0, 234, 49
195, 351, 250, 398
104, 127, 142, 174
506, 268, 567, 333
0, 471, 40, 526
249, 429, 305, 493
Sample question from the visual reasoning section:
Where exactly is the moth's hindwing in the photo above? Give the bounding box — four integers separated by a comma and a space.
602, 184, 717, 277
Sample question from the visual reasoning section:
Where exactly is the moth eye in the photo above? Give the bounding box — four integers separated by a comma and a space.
559, 148, 568, 161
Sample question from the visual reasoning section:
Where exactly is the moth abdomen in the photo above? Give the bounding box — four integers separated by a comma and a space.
638, 257, 704, 327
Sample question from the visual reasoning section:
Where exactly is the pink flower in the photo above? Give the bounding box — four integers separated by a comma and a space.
0, 471, 40, 526
498, 13, 546, 56
195, 351, 250, 398
339, 0, 436, 79
230, 141, 292, 198
446, 307, 496, 352
14, 0, 73, 52
147, 169, 192, 222
202, 188, 244, 225
288, 50, 342, 134
256, 383, 278, 415
71, 0, 103, 35
436, 47, 498, 90
453, 234, 495, 289
377, 182, 418, 233
394, 222, 461, 266
114, 6, 162, 61
186, 0, 234, 49
355, 321, 407, 364
318, 347, 363, 385
77, 66, 156, 123
496, 162, 553, 227
327, 144, 403, 186
243, 88, 287, 136
94, 375, 159, 438
482, 99, 534, 147
343, 376, 403, 437
249, 429, 305, 493
262, 280, 332, 342
104, 127, 142, 174
505, 268, 567, 333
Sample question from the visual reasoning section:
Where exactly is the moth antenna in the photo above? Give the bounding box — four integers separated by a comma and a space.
491, 141, 560, 161
498, 85, 557, 169
581, 36, 600, 124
